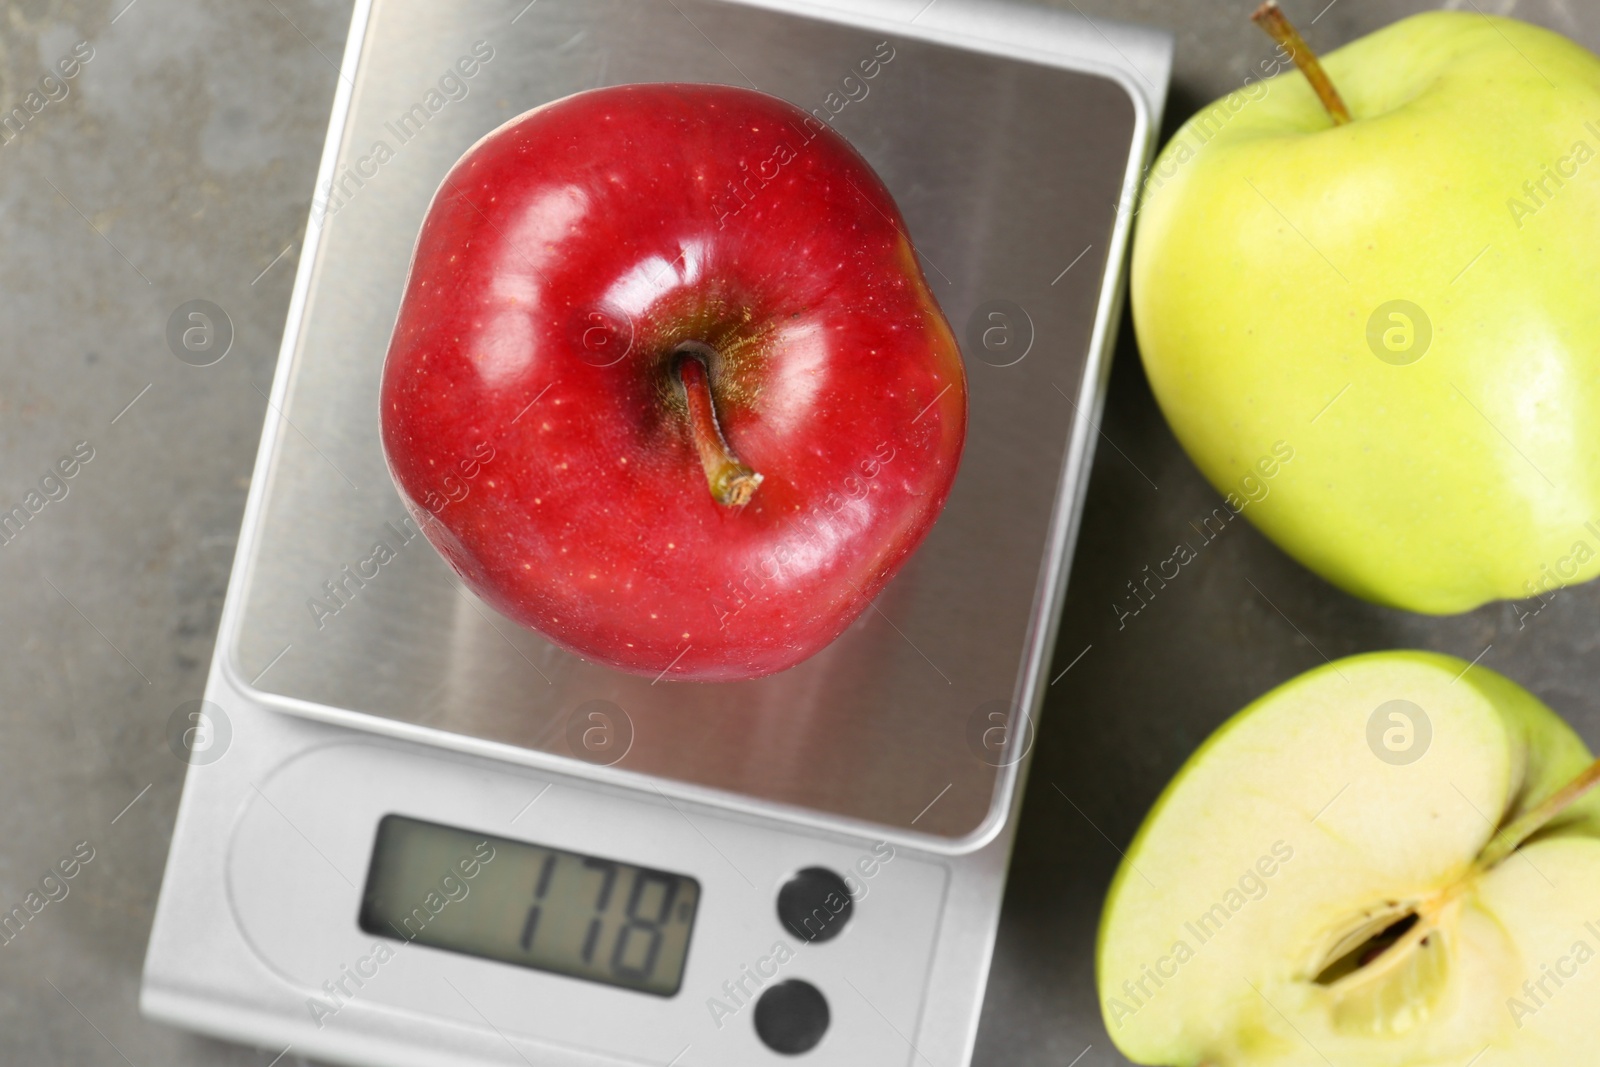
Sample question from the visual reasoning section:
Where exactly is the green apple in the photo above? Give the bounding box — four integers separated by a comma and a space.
1096, 650, 1600, 1066
1132, 9, 1600, 614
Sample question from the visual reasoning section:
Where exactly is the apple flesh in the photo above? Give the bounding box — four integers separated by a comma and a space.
1097, 650, 1600, 1066
380, 83, 966, 681
1131, 12, 1600, 613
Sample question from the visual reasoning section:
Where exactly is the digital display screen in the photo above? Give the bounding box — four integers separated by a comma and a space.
359, 815, 700, 996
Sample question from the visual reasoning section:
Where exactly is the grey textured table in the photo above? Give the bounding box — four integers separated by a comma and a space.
2, 1, 1595, 1064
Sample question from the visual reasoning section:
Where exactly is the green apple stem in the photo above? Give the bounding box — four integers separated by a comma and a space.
676, 349, 763, 507
1477, 757, 1600, 872
1251, 0, 1352, 126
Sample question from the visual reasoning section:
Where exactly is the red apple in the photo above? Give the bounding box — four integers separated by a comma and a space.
380, 83, 966, 681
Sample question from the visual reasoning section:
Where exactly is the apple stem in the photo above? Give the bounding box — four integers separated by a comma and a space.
1477, 757, 1600, 872
1251, 1, 1352, 126
675, 349, 763, 507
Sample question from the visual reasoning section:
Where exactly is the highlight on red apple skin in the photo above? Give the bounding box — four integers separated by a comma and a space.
380, 82, 967, 682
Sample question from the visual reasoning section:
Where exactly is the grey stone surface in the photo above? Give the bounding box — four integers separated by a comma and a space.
0, 3, 352, 1064
0, 0, 1596, 1064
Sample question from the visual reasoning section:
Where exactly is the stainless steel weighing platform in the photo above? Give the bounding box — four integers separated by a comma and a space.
141, 1, 1170, 1063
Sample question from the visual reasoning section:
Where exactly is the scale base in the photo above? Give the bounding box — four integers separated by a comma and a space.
142, 0, 1169, 1063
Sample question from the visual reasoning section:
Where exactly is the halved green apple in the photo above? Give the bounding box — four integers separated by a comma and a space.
1097, 651, 1600, 1066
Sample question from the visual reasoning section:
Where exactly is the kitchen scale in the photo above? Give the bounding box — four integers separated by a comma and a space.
141, 0, 1169, 1063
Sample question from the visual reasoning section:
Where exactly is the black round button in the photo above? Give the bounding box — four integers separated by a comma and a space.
754, 979, 829, 1054
776, 867, 854, 943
